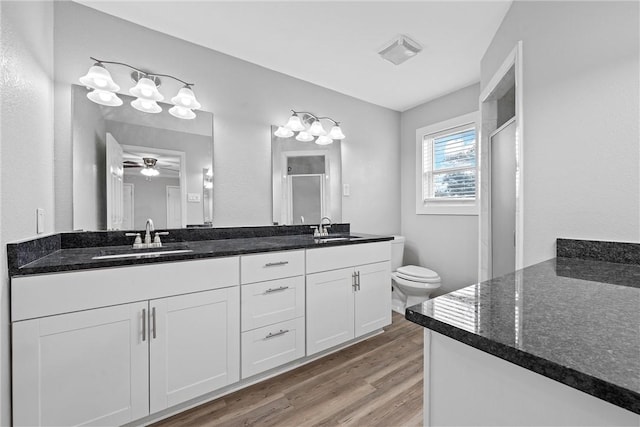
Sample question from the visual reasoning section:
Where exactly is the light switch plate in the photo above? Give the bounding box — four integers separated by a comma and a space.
343, 184, 350, 197
36, 208, 45, 234
187, 193, 201, 203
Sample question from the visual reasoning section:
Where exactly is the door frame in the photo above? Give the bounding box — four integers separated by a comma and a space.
478, 41, 524, 281
166, 185, 182, 229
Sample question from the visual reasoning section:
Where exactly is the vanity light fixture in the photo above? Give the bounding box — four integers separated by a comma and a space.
79, 57, 201, 119
275, 110, 346, 145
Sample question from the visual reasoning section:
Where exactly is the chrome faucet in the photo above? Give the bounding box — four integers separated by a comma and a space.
320, 216, 332, 236
145, 218, 155, 245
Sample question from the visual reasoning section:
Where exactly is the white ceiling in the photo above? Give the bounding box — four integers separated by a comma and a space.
77, 1, 512, 112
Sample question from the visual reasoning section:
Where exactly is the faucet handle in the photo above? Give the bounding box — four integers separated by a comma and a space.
310, 226, 320, 237
125, 233, 143, 248
322, 224, 331, 236
152, 231, 169, 247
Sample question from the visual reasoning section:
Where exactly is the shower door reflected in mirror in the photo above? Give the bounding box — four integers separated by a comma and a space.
272, 127, 342, 225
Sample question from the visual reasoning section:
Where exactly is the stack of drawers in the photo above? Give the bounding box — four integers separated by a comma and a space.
240, 250, 306, 378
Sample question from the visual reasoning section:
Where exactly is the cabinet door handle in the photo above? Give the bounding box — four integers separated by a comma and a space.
152, 307, 157, 339
142, 308, 146, 341
265, 329, 289, 339
265, 261, 289, 267
352, 272, 357, 291
356, 271, 361, 291
265, 286, 289, 294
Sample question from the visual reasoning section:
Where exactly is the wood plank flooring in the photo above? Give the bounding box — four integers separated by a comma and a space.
153, 312, 424, 427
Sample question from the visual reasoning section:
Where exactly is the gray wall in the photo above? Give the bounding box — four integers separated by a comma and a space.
53, 1, 401, 234
124, 175, 181, 230
400, 83, 481, 296
481, 1, 640, 266
0, 2, 55, 425
72, 88, 106, 230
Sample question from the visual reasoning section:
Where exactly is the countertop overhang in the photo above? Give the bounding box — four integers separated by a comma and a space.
406, 251, 640, 414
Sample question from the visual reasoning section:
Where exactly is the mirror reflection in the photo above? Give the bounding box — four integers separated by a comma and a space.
72, 84, 213, 230
272, 126, 342, 225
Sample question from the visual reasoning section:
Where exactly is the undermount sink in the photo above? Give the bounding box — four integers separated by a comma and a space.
315, 235, 362, 242
92, 248, 193, 260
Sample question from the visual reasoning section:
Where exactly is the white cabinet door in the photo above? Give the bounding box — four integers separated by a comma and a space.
306, 267, 355, 355
149, 287, 240, 413
12, 302, 149, 427
354, 261, 392, 337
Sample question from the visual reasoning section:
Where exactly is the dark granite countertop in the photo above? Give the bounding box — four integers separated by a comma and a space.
406, 256, 640, 414
9, 232, 392, 276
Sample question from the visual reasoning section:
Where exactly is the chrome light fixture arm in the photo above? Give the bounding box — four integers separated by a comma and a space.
89, 57, 195, 87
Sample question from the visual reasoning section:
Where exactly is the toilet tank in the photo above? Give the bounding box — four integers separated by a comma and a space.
391, 235, 405, 271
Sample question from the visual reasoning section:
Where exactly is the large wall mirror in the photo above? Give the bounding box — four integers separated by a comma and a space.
72, 84, 213, 231
272, 126, 342, 225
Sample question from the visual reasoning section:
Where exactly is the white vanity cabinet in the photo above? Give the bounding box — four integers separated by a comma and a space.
306, 242, 392, 355
149, 287, 240, 413
13, 302, 150, 427
240, 250, 306, 378
11, 257, 240, 427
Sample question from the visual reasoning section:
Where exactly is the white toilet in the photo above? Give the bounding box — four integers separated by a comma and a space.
391, 235, 441, 314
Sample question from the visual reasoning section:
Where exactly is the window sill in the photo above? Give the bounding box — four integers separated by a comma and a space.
416, 200, 478, 216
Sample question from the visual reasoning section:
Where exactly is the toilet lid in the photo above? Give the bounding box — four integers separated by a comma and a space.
397, 265, 440, 280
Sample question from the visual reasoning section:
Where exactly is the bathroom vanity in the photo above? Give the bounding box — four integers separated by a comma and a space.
406, 238, 640, 426
8, 226, 393, 426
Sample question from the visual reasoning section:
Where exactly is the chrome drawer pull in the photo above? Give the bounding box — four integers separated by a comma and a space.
152, 307, 157, 339
265, 286, 289, 294
265, 261, 289, 267
265, 329, 289, 339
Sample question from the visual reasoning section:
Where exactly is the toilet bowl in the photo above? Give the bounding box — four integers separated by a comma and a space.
391, 236, 441, 313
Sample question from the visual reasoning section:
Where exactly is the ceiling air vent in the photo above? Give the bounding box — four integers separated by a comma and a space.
378, 34, 423, 65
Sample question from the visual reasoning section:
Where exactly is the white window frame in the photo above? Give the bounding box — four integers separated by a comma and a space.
416, 112, 479, 215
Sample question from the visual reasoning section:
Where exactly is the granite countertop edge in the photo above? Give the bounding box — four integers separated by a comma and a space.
406, 303, 640, 415
10, 234, 394, 277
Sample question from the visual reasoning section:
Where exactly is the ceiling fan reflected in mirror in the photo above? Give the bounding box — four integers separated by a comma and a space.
122, 157, 161, 177
122, 151, 182, 179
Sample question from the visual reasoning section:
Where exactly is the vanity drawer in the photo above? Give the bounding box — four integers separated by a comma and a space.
241, 276, 304, 331
241, 317, 305, 379
240, 250, 304, 284
306, 241, 391, 274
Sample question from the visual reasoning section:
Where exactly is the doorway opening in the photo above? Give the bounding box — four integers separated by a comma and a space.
479, 41, 524, 280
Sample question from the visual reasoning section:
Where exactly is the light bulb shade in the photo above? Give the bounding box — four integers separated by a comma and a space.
295, 131, 314, 142
131, 98, 162, 114
171, 87, 201, 109
129, 77, 164, 101
285, 114, 306, 132
274, 126, 294, 138
79, 65, 120, 92
87, 89, 123, 107
141, 167, 160, 177
328, 125, 346, 140
315, 135, 333, 145
308, 120, 327, 136
169, 105, 196, 120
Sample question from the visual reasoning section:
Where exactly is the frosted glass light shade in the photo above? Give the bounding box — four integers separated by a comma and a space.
308, 120, 327, 136
79, 65, 120, 92
169, 105, 196, 120
129, 77, 164, 101
131, 98, 162, 114
274, 126, 294, 138
295, 131, 314, 142
328, 125, 346, 140
171, 87, 201, 109
87, 89, 123, 107
315, 135, 333, 145
285, 114, 306, 132
141, 167, 160, 177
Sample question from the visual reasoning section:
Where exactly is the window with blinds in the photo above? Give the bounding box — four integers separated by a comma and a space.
423, 124, 477, 201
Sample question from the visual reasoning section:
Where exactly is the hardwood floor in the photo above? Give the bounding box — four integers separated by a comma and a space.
153, 312, 424, 427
